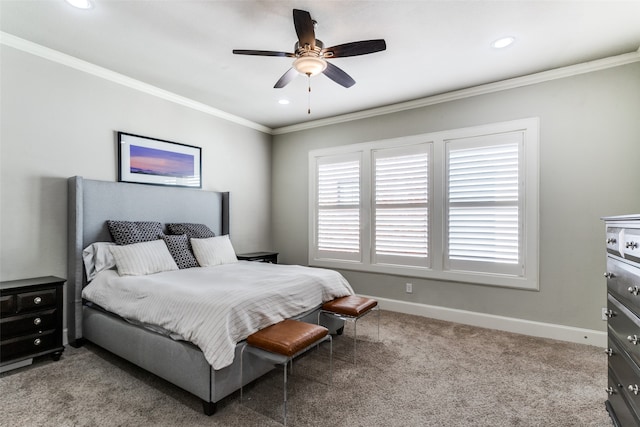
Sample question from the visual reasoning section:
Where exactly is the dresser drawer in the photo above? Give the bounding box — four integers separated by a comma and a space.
16, 288, 57, 312
607, 257, 640, 316
607, 227, 625, 258
608, 365, 640, 427
608, 294, 640, 367
609, 337, 640, 420
0, 330, 56, 362
0, 308, 57, 338
622, 228, 640, 263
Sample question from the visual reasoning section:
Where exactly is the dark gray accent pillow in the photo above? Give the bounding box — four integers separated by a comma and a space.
162, 234, 199, 269
107, 220, 163, 245
166, 223, 216, 240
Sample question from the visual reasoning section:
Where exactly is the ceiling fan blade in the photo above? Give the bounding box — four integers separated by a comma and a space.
274, 67, 299, 88
233, 49, 296, 58
293, 9, 315, 49
323, 62, 356, 88
322, 39, 387, 58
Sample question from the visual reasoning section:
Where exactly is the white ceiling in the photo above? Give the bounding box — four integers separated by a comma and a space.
2, 0, 640, 130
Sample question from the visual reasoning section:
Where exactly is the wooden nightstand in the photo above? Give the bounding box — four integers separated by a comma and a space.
0, 276, 65, 372
237, 252, 278, 264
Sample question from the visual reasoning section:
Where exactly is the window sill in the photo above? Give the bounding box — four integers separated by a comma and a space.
309, 258, 539, 291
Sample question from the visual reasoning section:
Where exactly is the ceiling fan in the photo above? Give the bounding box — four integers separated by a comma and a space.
232, 9, 386, 89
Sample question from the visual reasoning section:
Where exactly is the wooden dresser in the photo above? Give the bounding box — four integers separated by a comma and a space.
604, 215, 640, 426
0, 276, 65, 371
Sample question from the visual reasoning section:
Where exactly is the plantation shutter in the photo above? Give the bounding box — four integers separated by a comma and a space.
315, 154, 361, 261
445, 132, 523, 276
373, 145, 429, 267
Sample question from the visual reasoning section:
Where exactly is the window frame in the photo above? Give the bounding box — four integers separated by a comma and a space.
308, 118, 539, 290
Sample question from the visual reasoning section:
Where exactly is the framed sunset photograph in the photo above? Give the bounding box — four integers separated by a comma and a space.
117, 132, 201, 188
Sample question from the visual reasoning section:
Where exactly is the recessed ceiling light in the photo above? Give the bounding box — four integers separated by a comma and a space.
278, 99, 290, 105
65, 0, 92, 9
491, 36, 515, 49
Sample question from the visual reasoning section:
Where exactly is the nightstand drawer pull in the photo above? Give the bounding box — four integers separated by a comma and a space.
606, 386, 615, 395
33, 317, 42, 326
33, 296, 42, 305
607, 238, 617, 244
629, 286, 640, 296
605, 348, 614, 356
33, 338, 41, 346
629, 384, 640, 395
628, 335, 640, 345
604, 272, 615, 279
626, 241, 638, 249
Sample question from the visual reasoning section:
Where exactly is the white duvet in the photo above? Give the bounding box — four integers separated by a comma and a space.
82, 261, 354, 369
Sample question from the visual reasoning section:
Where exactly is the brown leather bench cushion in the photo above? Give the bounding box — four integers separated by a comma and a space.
246, 319, 328, 357
322, 295, 378, 317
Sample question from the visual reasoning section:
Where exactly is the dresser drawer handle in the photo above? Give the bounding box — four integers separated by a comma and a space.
628, 335, 640, 345
33, 338, 41, 346
33, 317, 42, 326
629, 384, 640, 395
607, 238, 617, 244
629, 286, 640, 296
606, 386, 615, 395
604, 309, 614, 318
626, 241, 638, 249
604, 272, 615, 279
33, 296, 42, 305
605, 348, 614, 356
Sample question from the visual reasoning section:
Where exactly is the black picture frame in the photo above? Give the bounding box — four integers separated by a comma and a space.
117, 132, 202, 188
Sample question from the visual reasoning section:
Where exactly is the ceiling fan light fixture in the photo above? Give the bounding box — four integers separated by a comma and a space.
293, 56, 327, 76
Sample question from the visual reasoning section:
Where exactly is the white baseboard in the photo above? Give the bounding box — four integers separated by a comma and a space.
364, 295, 607, 348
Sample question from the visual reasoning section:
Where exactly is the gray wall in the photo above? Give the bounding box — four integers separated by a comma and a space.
0, 45, 273, 281
272, 62, 640, 332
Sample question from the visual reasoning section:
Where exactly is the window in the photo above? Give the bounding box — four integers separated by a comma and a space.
309, 118, 539, 289
373, 146, 430, 267
315, 154, 361, 262
445, 133, 523, 276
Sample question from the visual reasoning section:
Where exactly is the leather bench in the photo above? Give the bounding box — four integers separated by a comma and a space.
240, 319, 332, 426
319, 295, 379, 364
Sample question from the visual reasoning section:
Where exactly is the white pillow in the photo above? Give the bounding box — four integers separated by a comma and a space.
191, 235, 238, 267
109, 239, 178, 276
82, 242, 117, 281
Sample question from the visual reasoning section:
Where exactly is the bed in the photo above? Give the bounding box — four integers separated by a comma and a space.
66, 176, 348, 415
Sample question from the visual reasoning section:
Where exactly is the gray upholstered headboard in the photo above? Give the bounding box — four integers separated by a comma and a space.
66, 176, 229, 344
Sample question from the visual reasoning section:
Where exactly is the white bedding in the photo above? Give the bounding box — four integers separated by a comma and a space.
82, 261, 354, 369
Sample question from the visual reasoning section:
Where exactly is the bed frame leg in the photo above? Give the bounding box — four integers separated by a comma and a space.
202, 400, 216, 416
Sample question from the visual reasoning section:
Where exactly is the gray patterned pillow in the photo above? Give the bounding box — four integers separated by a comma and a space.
162, 234, 199, 269
107, 220, 163, 245
166, 223, 216, 240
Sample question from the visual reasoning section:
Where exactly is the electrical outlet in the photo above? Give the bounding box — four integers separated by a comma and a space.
406, 282, 413, 293
602, 307, 609, 321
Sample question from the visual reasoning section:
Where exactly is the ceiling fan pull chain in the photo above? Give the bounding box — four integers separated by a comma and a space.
308, 74, 312, 114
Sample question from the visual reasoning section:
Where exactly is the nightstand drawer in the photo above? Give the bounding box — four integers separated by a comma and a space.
0, 294, 14, 314
16, 288, 57, 312
0, 330, 56, 362
0, 308, 57, 338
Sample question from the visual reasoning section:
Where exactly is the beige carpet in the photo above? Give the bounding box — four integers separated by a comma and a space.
1, 311, 611, 426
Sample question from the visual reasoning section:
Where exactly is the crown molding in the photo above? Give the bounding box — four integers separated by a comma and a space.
0, 32, 273, 135
272, 48, 640, 135
3, 31, 638, 137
